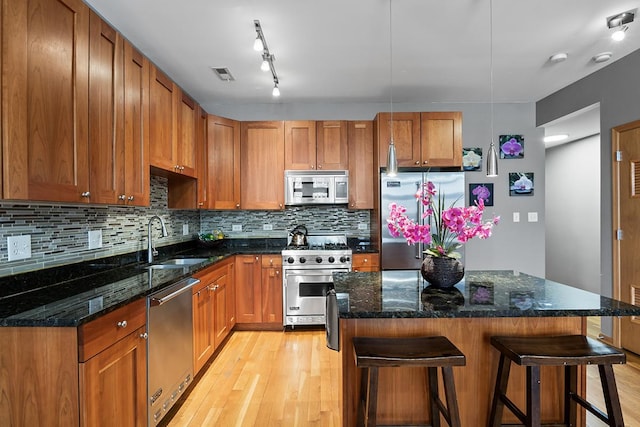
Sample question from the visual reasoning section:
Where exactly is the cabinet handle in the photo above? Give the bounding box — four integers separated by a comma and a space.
423, 160, 428, 164
310, 165, 315, 169
279, 204, 283, 208
236, 204, 240, 208
415, 161, 420, 165
198, 202, 204, 206
318, 164, 322, 169
128, 196, 135, 202
364, 258, 368, 263
140, 332, 148, 340
118, 194, 126, 201
81, 191, 90, 198
117, 320, 128, 329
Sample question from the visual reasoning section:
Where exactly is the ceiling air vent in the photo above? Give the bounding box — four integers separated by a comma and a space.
211, 67, 235, 81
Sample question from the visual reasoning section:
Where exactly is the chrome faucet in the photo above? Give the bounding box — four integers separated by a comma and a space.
148, 215, 168, 263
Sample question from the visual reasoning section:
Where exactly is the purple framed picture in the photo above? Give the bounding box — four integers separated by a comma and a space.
499, 135, 524, 159
509, 172, 534, 196
469, 183, 494, 206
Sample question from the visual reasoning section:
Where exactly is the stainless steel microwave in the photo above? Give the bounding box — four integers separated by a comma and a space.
285, 170, 349, 206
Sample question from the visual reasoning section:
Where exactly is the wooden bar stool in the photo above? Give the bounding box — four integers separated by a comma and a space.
353, 336, 466, 427
487, 335, 626, 427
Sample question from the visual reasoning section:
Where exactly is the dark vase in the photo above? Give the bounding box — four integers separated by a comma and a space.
421, 255, 464, 288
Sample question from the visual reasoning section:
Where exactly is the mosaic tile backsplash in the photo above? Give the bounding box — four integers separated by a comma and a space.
0, 175, 371, 278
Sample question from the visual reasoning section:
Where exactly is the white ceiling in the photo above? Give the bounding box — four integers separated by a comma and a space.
84, 0, 640, 110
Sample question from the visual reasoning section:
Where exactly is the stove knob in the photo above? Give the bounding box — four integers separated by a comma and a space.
287, 257, 295, 264
316, 257, 323, 263
299, 257, 306, 264
340, 256, 351, 263
328, 256, 335, 263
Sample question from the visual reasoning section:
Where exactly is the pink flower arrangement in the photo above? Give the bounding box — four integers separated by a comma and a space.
387, 181, 500, 259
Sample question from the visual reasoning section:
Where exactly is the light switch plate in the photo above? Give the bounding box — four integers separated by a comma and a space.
528, 212, 539, 222
232, 224, 242, 232
182, 224, 189, 235
513, 212, 520, 223
88, 230, 102, 249
88, 296, 104, 314
7, 235, 31, 261
358, 223, 368, 230
263, 224, 273, 231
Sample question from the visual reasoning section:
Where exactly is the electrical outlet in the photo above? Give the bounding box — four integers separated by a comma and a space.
357, 223, 368, 230
263, 224, 273, 231
88, 230, 102, 249
528, 212, 539, 222
183, 224, 189, 235
88, 296, 104, 314
7, 235, 31, 261
232, 224, 242, 232
512, 212, 520, 223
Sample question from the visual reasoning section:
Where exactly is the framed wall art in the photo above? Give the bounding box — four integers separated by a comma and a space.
469, 183, 494, 206
499, 135, 524, 159
462, 147, 482, 171
509, 172, 534, 196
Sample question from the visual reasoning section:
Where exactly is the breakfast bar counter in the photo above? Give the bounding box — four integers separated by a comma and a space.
332, 270, 640, 426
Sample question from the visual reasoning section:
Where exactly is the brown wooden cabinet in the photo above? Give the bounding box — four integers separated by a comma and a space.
176, 90, 198, 177
235, 254, 283, 327
1, 0, 90, 202
261, 255, 283, 324
348, 121, 374, 209
202, 115, 241, 209
284, 120, 316, 170
352, 253, 380, 272
149, 65, 179, 173
376, 112, 462, 168
241, 121, 285, 210
316, 120, 349, 170
192, 259, 234, 374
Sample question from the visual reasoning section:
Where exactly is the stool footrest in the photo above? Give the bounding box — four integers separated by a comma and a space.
570, 392, 609, 425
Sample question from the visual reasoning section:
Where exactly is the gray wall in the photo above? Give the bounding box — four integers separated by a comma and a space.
211, 101, 547, 277
537, 48, 640, 301
545, 135, 601, 294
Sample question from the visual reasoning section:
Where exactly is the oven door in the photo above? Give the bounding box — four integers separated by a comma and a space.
284, 269, 344, 318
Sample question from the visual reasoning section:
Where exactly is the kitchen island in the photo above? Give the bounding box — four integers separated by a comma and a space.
333, 270, 640, 427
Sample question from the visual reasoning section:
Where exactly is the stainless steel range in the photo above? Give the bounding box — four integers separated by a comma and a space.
282, 233, 352, 327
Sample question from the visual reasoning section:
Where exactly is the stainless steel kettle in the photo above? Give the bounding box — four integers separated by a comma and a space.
290, 225, 308, 246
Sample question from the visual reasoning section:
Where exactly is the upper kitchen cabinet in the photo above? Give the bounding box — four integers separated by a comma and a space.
1, 0, 90, 202
202, 114, 241, 210
241, 121, 285, 210
316, 121, 349, 170
347, 121, 374, 209
87, 13, 149, 206
375, 111, 462, 168
420, 112, 462, 167
284, 121, 316, 170
149, 66, 197, 177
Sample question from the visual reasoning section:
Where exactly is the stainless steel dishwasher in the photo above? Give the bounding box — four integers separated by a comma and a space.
147, 276, 199, 426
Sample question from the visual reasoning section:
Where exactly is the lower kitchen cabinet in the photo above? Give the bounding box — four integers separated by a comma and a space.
192, 258, 235, 375
352, 253, 380, 272
235, 254, 283, 328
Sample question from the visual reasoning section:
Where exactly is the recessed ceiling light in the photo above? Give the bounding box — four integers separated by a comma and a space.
549, 53, 568, 63
543, 134, 569, 143
592, 52, 612, 63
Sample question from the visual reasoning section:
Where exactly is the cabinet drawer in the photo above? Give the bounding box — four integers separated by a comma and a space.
78, 298, 146, 361
352, 253, 380, 271
261, 255, 282, 268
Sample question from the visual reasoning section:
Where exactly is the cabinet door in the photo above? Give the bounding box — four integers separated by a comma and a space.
88, 12, 124, 205
284, 120, 316, 170
376, 112, 421, 168
241, 121, 285, 210
177, 91, 197, 177
192, 280, 214, 375
2, 0, 90, 202
235, 255, 263, 323
316, 121, 348, 170
123, 42, 150, 206
212, 273, 229, 346
420, 112, 462, 167
261, 256, 283, 324
352, 253, 380, 272
207, 115, 241, 209
197, 108, 209, 208
226, 261, 236, 330
80, 326, 147, 427
149, 65, 178, 172
348, 121, 374, 209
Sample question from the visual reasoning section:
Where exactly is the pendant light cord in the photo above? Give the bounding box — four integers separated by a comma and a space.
490, 0, 494, 142
389, 0, 394, 144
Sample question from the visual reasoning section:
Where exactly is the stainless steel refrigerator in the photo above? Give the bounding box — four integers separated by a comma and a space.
380, 171, 465, 270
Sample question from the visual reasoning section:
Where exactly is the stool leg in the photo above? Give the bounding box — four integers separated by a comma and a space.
488, 354, 511, 427
441, 366, 462, 427
598, 364, 625, 427
357, 367, 368, 427
564, 365, 578, 427
526, 366, 541, 427
427, 367, 441, 427
366, 367, 379, 427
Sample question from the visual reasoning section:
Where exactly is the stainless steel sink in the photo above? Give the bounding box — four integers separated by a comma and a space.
141, 258, 209, 270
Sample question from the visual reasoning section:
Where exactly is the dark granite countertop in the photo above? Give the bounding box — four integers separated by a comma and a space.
333, 270, 640, 318
0, 238, 288, 327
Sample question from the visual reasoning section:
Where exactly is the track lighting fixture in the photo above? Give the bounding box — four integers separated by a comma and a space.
254, 20, 281, 97
607, 10, 635, 41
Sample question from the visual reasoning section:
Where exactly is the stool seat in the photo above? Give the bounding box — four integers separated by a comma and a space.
490, 335, 626, 366
353, 336, 465, 427
488, 334, 626, 427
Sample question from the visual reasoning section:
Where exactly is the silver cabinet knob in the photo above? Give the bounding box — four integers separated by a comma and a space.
415, 161, 420, 165
81, 191, 90, 197
118, 194, 126, 201
139, 332, 148, 340
117, 320, 128, 329
128, 195, 135, 201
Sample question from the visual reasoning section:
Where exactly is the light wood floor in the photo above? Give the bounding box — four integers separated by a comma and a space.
168, 322, 640, 427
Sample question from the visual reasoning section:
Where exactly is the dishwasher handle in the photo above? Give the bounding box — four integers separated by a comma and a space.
150, 277, 200, 306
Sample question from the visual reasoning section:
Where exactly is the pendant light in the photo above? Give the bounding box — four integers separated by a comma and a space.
386, 0, 398, 177
486, 0, 498, 177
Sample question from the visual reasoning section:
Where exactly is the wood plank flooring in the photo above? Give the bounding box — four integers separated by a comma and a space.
167, 322, 640, 427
